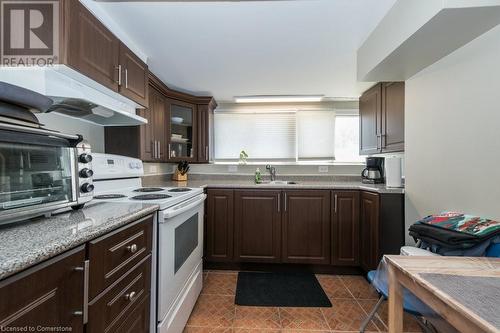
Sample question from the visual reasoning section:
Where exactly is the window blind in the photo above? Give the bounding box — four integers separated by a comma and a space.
297, 110, 335, 160
214, 111, 296, 161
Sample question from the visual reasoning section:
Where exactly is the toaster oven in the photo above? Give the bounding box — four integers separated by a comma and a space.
0, 122, 94, 225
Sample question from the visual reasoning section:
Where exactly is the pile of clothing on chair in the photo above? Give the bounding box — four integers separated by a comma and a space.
409, 211, 500, 256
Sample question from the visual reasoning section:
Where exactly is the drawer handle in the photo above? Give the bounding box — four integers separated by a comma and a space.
125, 291, 136, 302
127, 244, 138, 254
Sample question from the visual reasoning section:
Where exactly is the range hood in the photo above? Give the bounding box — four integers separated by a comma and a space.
0, 65, 147, 126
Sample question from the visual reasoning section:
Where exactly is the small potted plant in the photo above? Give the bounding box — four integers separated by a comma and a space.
173, 160, 190, 182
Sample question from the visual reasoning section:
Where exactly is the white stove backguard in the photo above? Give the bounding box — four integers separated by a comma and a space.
92, 153, 144, 181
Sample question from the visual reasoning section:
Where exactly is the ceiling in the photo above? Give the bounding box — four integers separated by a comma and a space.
93, 0, 397, 101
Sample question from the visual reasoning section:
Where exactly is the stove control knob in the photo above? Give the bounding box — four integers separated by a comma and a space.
79, 168, 94, 178
79, 154, 93, 164
81, 183, 94, 193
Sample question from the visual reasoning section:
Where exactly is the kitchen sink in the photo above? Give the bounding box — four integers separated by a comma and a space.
258, 180, 298, 185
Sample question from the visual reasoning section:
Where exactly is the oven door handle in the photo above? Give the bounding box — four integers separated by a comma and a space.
162, 194, 207, 219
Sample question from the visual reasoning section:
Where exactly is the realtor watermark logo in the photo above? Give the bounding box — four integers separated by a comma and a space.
1, 0, 59, 66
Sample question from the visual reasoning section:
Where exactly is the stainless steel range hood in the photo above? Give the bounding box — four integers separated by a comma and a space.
0, 65, 147, 126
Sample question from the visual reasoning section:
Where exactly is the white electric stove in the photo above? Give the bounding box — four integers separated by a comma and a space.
92, 153, 206, 333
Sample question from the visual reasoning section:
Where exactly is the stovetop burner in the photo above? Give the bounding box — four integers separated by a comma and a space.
131, 194, 172, 200
94, 194, 127, 199
168, 188, 192, 192
133, 187, 165, 192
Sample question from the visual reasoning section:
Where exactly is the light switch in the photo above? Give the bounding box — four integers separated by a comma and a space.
318, 165, 329, 173
228, 165, 238, 172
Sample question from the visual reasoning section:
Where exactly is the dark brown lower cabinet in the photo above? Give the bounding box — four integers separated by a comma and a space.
203, 188, 403, 272
0, 246, 86, 332
205, 189, 234, 262
88, 256, 151, 333
282, 190, 331, 264
113, 293, 151, 333
332, 191, 360, 266
88, 215, 153, 299
0, 215, 154, 332
234, 190, 281, 263
360, 191, 404, 271
360, 191, 380, 271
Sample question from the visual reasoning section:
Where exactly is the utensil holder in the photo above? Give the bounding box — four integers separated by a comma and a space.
172, 170, 188, 182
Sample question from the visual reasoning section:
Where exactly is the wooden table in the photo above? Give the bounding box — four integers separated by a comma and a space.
385, 255, 500, 333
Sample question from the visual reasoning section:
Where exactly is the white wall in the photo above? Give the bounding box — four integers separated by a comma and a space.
36, 113, 105, 153
405, 24, 500, 244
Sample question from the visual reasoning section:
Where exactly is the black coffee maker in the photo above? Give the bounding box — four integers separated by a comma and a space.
361, 157, 384, 184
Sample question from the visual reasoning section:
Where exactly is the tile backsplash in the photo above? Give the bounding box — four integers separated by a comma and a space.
143, 162, 365, 177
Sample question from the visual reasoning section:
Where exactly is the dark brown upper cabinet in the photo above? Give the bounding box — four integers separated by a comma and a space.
359, 84, 382, 155
359, 82, 405, 154
63, 1, 148, 107
205, 189, 234, 262
105, 84, 165, 162
282, 190, 331, 265
166, 98, 197, 163
332, 191, 360, 266
197, 101, 217, 163
119, 43, 149, 107
381, 82, 405, 152
234, 190, 282, 263
105, 73, 217, 164
66, 0, 119, 92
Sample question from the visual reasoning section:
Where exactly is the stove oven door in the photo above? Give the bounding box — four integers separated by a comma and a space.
157, 193, 206, 331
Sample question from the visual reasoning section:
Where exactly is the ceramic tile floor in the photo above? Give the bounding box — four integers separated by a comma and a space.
184, 271, 423, 333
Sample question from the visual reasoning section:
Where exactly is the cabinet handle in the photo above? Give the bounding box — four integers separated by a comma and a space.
284, 193, 287, 212
205, 146, 208, 161
168, 143, 171, 159
125, 68, 128, 88
277, 194, 280, 213
334, 194, 338, 214
125, 291, 137, 302
116, 65, 122, 86
152, 141, 155, 159
127, 244, 138, 254
158, 141, 161, 158
74, 260, 89, 324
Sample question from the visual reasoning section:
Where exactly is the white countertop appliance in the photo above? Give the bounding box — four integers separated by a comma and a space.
92, 153, 206, 333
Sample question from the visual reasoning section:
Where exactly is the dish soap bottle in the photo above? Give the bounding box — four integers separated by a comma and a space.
255, 168, 262, 183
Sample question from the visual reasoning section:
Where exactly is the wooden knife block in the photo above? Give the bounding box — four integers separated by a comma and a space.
172, 170, 188, 182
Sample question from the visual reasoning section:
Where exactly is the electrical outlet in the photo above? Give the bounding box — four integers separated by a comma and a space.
228, 165, 238, 172
318, 165, 329, 173
150, 165, 158, 173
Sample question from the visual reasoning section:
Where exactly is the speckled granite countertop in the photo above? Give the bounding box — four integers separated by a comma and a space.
0, 202, 158, 280
143, 175, 405, 194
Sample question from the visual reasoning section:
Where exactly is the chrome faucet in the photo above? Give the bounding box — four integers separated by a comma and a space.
266, 164, 276, 181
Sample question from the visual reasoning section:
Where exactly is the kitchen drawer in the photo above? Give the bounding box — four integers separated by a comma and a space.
88, 214, 153, 299
113, 292, 151, 333
87, 255, 151, 333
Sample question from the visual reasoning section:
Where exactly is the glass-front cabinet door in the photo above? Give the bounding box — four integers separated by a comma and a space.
167, 99, 197, 162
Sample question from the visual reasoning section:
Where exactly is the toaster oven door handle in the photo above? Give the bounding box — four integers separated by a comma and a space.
73, 259, 89, 324
161, 194, 206, 220
0, 123, 80, 141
